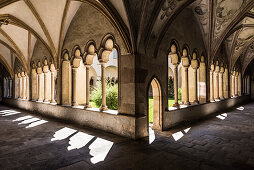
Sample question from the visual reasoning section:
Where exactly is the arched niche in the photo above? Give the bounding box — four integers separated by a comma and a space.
61, 50, 72, 106
148, 77, 162, 131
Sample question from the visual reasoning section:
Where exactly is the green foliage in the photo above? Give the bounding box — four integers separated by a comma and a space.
178, 88, 182, 100
90, 81, 118, 110
168, 77, 174, 98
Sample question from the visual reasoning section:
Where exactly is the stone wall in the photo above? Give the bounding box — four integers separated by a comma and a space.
163, 95, 250, 130
2, 98, 136, 139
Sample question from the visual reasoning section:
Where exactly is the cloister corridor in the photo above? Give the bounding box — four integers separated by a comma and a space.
0, 102, 253, 169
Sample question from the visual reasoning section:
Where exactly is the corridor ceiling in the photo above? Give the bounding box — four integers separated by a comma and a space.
0, 0, 254, 77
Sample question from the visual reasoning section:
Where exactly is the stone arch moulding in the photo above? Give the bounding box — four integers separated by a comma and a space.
0, 54, 14, 78
71, 45, 82, 61
169, 39, 181, 56
83, 40, 97, 65
147, 75, 163, 132
77, 0, 132, 54
182, 44, 191, 60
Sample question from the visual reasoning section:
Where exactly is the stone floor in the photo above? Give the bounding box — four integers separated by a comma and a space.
0, 102, 254, 170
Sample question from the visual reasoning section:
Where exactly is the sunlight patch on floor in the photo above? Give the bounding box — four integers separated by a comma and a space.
68, 132, 94, 151
216, 113, 228, 120
0, 110, 21, 116
18, 118, 40, 125
172, 131, 184, 141
149, 127, 155, 144
51, 127, 77, 141
13, 115, 33, 122
26, 120, 48, 128
89, 138, 114, 164
236, 106, 244, 110
172, 127, 191, 141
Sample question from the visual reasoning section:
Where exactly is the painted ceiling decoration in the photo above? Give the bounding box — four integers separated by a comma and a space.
0, 0, 253, 76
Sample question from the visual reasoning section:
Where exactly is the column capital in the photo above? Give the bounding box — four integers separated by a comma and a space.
182, 56, 189, 67
191, 59, 198, 70
220, 66, 224, 73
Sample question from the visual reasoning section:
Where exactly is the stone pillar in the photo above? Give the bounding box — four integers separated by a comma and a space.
238, 73, 241, 96
9, 78, 12, 98
169, 44, 179, 108
219, 64, 224, 100
21, 72, 26, 100
182, 50, 189, 105
37, 61, 43, 102
31, 63, 37, 101
18, 73, 22, 98
26, 75, 29, 100
232, 72, 235, 97
214, 61, 219, 101
43, 59, 50, 103
72, 51, 81, 107
72, 67, 78, 107
84, 44, 96, 108
210, 64, 215, 102
199, 56, 206, 103
85, 66, 91, 108
235, 72, 238, 97
191, 53, 199, 104
50, 63, 56, 104
62, 53, 72, 106
244, 77, 246, 94
173, 64, 179, 107
223, 66, 229, 98
100, 63, 108, 110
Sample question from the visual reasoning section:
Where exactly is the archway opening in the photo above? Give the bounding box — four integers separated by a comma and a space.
148, 78, 162, 131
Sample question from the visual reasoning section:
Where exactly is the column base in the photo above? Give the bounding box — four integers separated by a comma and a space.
50, 100, 57, 105
219, 97, 224, 100
37, 99, 43, 103
193, 100, 199, 104
72, 102, 78, 107
100, 106, 108, 111
85, 104, 92, 108
183, 101, 190, 105
173, 103, 180, 108
43, 99, 50, 103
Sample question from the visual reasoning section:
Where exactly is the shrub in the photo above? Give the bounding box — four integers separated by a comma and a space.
168, 77, 174, 99
178, 88, 182, 100
90, 81, 118, 110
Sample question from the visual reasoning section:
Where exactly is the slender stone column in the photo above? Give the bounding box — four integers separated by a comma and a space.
169, 44, 179, 108
181, 49, 189, 105
223, 66, 229, 98
173, 64, 179, 107
183, 66, 189, 105
21, 72, 26, 100
214, 62, 220, 100
245, 77, 247, 94
199, 56, 206, 103
191, 53, 199, 104
72, 50, 81, 107
43, 59, 50, 103
18, 73, 22, 99
84, 44, 95, 108
85, 66, 91, 108
72, 67, 78, 107
219, 64, 224, 100
235, 72, 238, 97
243, 77, 245, 94
238, 73, 242, 96
50, 64, 56, 104
100, 63, 108, 111
9, 78, 13, 98
37, 61, 43, 102
210, 64, 215, 102
232, 72, 235, 97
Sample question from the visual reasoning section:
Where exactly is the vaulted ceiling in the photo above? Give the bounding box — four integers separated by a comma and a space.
0, 0, 254, 77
